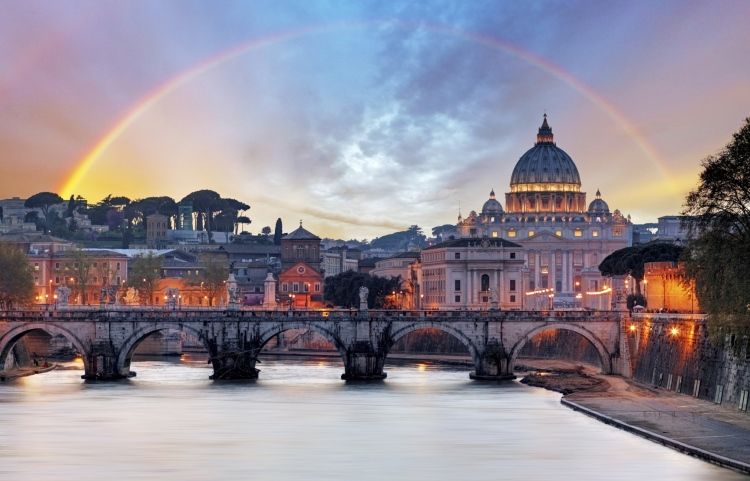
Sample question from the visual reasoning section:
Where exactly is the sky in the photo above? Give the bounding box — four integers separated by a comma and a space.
1, 0, 749, 239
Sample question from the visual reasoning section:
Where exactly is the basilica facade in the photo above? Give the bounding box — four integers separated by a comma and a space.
455, 115, 631, 309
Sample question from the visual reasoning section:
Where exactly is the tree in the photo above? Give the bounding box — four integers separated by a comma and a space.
127, 253, 162, 305
192, 254, 229, 306
599, 242, 683, 294
68, 249, 92, 305
431, 224, 456, 240
261, 226, 271, 236
238, 217, 252, 233
683, 117, 750, 333
24, 192, 63, 233
181, 190, 222, 242
273, 218, 283, 245
323, 271, 402, 308
0, 243, 34, 308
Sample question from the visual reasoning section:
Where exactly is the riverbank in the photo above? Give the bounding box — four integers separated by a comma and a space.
518, 359, 750, 475
0, 364, 57, 381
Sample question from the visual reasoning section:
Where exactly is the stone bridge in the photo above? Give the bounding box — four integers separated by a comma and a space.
0, 308, 632, 381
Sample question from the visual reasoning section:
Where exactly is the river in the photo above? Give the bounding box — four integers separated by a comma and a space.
0, 357, 744, 481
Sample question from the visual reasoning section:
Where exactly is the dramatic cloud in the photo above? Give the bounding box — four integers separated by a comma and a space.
1, 0, 749, 239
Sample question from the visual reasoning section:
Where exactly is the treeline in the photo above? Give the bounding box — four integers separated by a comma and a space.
22, 189, 251, 246
681, 117, 750, 337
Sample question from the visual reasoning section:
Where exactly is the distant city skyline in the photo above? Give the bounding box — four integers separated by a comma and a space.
2, 1, 749, 238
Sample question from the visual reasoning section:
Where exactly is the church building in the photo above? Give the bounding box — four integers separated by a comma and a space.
455, 115, 631, 309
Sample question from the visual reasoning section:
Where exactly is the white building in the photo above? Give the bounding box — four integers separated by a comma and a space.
456, 115, 631, 309
419, 238, 525, 310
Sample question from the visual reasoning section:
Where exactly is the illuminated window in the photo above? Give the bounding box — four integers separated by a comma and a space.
490, 217, 495, 222
507, 229, 516, 238
614, 228, 622, 237
592, 230, 599, 237
492, 231, 498, 238
528, 230, 535, 237
555, 230, 562, 237
574, 229, 582, 237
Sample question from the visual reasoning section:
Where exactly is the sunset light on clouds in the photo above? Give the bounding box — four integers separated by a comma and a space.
2, 1, 750, 238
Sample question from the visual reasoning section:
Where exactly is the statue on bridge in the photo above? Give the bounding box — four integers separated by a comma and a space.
359, 286, 369, 311
123, 287, 139, 306
227, 273, 240, 310
54, 286, 71, 306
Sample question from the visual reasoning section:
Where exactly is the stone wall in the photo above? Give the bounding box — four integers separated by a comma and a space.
631, 315, 750, 409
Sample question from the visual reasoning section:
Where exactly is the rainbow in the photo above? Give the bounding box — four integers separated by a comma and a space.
59, 21, 671, 197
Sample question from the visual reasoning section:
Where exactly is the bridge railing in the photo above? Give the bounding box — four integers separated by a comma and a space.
0, 306, 625, 321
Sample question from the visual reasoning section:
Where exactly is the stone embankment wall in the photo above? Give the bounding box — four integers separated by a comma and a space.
630, 315, 750, 409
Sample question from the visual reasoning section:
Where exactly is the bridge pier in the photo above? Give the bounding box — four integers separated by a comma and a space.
341, 342, 386, 381
83, 342, 124, 380
470, 342, 516, 381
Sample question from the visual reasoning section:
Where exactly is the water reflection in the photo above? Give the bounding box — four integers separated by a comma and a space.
0, 357, 744, 481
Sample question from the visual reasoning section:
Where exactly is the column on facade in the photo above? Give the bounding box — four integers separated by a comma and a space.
561, 251, 568, 292
534, 251, 541, 290
467, 269, 472, 306
473, 270, 479, 304
492, 270, 498, 299
567, 251, 573, 292
498, 268, 505, 305
549, 251, 556, 292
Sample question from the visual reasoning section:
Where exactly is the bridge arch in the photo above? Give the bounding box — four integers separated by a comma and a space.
387, 322, 481, 366
509, 323, 612, 374
257, 321, 348, 360
116, 323, 209, 377
0, 323, 90, 374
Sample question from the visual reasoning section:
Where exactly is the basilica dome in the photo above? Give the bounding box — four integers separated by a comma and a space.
481, 189, 503, 214
588, 189, 610, 214
509, 115, 581, 191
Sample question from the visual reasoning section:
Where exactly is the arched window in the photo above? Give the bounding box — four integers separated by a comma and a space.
481, 274, 490, 292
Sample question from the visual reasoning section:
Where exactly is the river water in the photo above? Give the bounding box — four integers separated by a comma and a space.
0, 357, 744, 481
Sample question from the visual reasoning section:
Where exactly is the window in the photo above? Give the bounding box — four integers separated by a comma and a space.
510, 252, 516, 259
490, 216, 495, 222
93, 262, 98, 268
510, 295, 516, 303
507, 229, 516, 238
314, 283, 320, 292
293, 282, 299, 292
34, 263, 39, 271
481, 274, 490, 292
592, 230, 599, 237
55, 276, 60, 284
303, 283, 309, 292
116, 262, 121, 270
282, 283, 288, 292
454, 279, 461, 291
574, 229, 582, 237
116, 276, 121, 284
492, 231, 498, 238
528, 230, 535, 237
455, 295, 461, 302
454, 252, 460, 260
510, 280, 516, 291
555, 230, 562, 237
55, 262, 60, 269
614, 228, 622, 237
